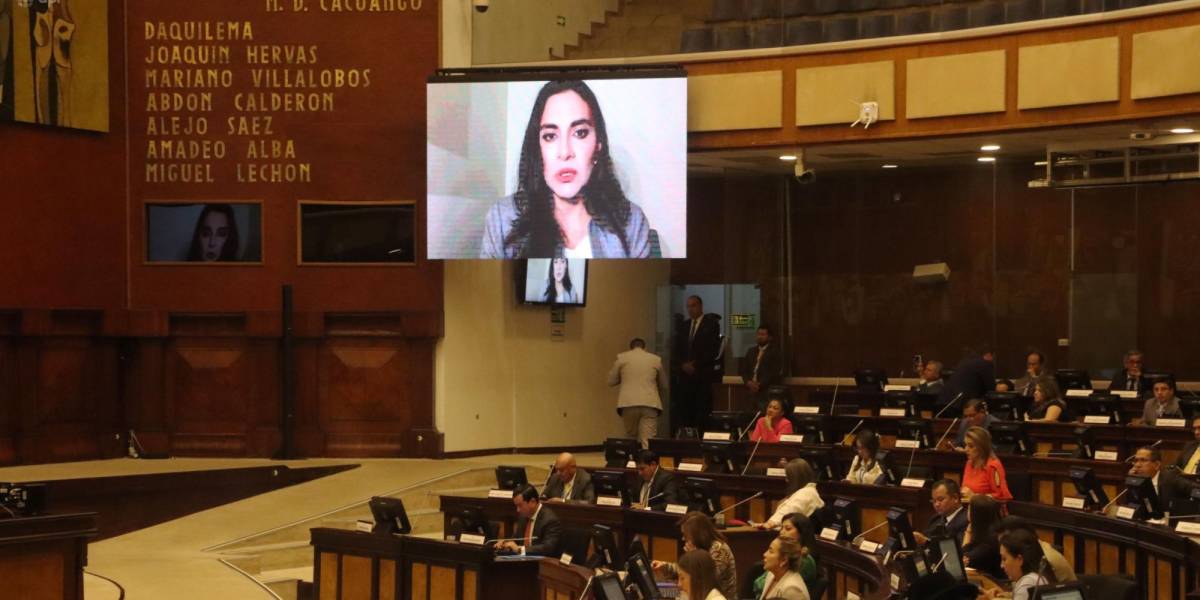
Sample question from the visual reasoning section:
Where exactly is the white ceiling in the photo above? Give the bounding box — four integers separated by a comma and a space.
687, 117, 1200, 175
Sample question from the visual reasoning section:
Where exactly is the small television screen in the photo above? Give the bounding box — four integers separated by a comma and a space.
369, 496, 412, 535
299, 201, 415, 264
518, 258, 588, 306
427, 70, 687, 260
145, 202, 263, 263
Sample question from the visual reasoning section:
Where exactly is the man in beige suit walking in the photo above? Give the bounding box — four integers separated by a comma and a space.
607, 338, 668, 449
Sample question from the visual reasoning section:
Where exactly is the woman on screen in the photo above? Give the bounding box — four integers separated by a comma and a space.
187, 204, 240, 262
481, 79, 652, 259
543, 258, 579, 304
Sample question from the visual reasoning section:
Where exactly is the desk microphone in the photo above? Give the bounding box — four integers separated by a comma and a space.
577, 575, 594, 600
741, 437, 764, 476
1167, 514, 1200, 520
1126, 440, 1163, 463
541, 463, 556, 497
851, 519, 889, 544
904, 438, 921, 479
716, 491, 764, 516
830, 379, 841, 415
934, 417, 959, 449
844, 419, 865, 446
931, 551, 950, 574
934, 393, 965, 419
1101, 488, 1129, 513
737, 411, 762, 442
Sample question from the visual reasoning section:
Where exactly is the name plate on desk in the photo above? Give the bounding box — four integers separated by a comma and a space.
677, 462, 703, 472
626, 460, 637, 469
1062, 497, 1086, 510
857, 540, 880, 554
895, 439, 920, 449
703, 431, 732, 441
884, 385, 911, 392
459, 533, 486, 545
1065, 389, 1093, 398
890, 574, 901, 589
779, 434, 805, 443
597, 496, 623, 507
1095, 450, 1119, 461
1116, 506, 1137, 520
1083, 415, 1112, 424
488, 489, 512, 499
1113, 390, 1139, 399
1175, 522, 1200, 536
356, 520, 374, 533
819, 527, 840, 541
666, 504, 688, 515
901, 478, 926, 489
879, 408, 907, 417
1157, 418, 1186, 428
767, 467, 786, 477
794, 406, 820, 414
560, 553, 574, 565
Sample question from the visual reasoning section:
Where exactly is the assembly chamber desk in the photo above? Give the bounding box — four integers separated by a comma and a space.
0, 512, 96, 600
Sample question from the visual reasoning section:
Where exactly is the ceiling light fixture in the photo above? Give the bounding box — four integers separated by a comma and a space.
1034, 160, 1048, 166
882, 164, 898, 169
779, 154, 797, 161
1170, 127, 1195, 135
980, 144, 1001, 152
977, 156, 996, 163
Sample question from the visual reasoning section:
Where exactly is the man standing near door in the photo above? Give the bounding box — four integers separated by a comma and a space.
672, 295, 721, 433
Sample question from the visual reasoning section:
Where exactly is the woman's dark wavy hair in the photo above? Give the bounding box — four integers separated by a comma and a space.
187, 203, 240, 261
503, 79, 633, 258
542, 258, 573, 303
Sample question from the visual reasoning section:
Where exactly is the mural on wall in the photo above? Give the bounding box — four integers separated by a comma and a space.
7, 0, 107, 131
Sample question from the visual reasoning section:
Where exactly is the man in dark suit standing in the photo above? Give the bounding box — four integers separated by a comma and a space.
940, 344, 996, 410
499, 485, 562, 557
739, 324, 781, 410
1176, 418, 1200, 475
632, 450, 681, 511
673, 295, 722, 432
914, 480, 968, 546
1109, 349, 1150, 395
541, 452, 595, 504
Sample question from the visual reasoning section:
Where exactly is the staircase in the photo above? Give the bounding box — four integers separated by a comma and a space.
562, 0, 711, 60
208, 464, 550, 599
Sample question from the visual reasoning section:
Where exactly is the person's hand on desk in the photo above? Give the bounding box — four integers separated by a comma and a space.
497, 541, 519, 554
913, 531, 929, 545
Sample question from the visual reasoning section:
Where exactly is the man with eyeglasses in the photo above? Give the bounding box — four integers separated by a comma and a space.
1129, 446, 1199, 503
1109, 350, 1150, 395
941, 398, 997, 450
913, 479, 967, 546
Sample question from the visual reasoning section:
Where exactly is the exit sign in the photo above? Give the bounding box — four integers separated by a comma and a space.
730, 314, 756, 328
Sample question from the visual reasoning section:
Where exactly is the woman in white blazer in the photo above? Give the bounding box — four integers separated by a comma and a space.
759, 537, 810, 600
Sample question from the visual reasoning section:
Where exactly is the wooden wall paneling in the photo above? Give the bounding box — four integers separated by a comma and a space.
0, 314, 20, 464
293, 339, 326, 458
164, 321, 260, 456
1137, 181, 1200, 378
318, 335, 421, 457
123, 337, 171, 455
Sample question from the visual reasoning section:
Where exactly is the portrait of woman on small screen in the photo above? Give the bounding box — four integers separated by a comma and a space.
187, 203, 240, 262
543, 257, 579, 304
480, 79, 652, 259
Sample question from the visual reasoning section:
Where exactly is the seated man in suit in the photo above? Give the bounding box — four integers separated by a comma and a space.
541, 452, 595, 504
1129, 446, 1200, 504
913, 479, 968, 546
498, 485, 563, 557
1176, 417, 1200, 475
739, 325, 781, 410
632, 450, 681, 511
943, 398, 997, 450
916, 360, 944, 394
1012, 351, 1046, 397
1110, 349, 1150, 395
1142, 379, 1183, 426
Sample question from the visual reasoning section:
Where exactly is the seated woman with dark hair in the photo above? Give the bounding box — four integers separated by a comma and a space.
653, 512, 737, 600
844, 429, 883, 485
752, 513, 819, 598
984, 529, 1049, 600
961, 494, 1005, 581
1026, 378, 1068, 422
677, 549, 727, 600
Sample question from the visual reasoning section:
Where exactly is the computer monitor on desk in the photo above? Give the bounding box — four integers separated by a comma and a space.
700, 440, 744, 474
369, 496, 412, 535
882, 391, 919, 418
1124, 475, 1163, 520
494, 466, 528, 491
683, 477, 721, 515
1083, 393, 1122, 424
591, 469, 631, 506
827, 496, 859, 541
1068, 467, 1108, 509
588, 524, 623, 569
797, 447, 838, 481
897, 419, 934, 449
886, 506, 917, 551
986, 392, 1027, 422
706, 411, 754, 438
790, 414, 831, 444
1055, 369, 1092, 392
1031, 582, 1086, 600
445, 504, 494, 543
989, 422, 1031, 455
604, 438, 640, 468
592, 572, 629, 600
854, 368, 888, 392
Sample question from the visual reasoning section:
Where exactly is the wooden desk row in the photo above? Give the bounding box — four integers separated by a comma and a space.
0, 513, 96, 600
438, 495, 892, 600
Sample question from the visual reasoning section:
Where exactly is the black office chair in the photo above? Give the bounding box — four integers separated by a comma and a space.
1078, 574, 1137, 600
808, 576, 828, 600
739, 561, 765, 599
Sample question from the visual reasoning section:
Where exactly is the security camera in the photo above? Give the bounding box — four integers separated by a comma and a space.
793, 151, 816, 183
473, 0, 489, 13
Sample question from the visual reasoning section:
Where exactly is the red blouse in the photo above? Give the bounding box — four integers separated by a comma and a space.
962, 456, 1013, 502
750, 416, 794, 443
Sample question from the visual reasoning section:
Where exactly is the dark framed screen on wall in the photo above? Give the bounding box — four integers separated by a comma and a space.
299, 201, 415, 265
145, 202, 263, 264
